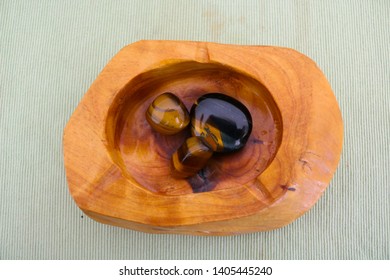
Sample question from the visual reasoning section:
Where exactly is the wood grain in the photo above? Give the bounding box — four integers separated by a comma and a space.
63, 40, 343, 235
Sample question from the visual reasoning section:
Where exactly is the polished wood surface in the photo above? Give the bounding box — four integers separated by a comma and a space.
63, 40, 343, 235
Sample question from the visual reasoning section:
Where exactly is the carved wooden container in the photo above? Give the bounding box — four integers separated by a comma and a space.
63, 40, 343, 235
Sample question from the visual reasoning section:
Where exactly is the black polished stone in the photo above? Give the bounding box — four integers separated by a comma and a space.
190, 93, 252, 153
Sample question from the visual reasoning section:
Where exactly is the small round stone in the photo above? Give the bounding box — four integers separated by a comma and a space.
146, 92, 190, 135
171, 136, 213, 178
190, 93, 252, 153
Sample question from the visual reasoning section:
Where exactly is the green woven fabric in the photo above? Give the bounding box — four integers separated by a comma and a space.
1, 0, 389, 259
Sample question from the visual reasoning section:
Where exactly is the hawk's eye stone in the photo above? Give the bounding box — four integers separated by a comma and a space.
171, 136, 213, 178
146, 92, 190, 135
190, 93, 253, 153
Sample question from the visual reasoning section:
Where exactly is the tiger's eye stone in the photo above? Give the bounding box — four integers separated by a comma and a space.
146, 92, 190, 135
190, 93, 252, 153
171, 136, 213, 178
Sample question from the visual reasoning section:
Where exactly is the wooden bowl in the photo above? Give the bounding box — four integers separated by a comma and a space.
63, 40, 343, 235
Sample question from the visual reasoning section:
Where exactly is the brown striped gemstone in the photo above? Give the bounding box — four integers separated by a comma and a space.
171, 136, 213, 178
146, 92, 190, 135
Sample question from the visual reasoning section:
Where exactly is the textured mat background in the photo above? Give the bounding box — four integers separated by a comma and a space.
1, 0, 389, 259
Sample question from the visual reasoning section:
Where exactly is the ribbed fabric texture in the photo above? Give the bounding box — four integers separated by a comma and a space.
0, 0, 389, 259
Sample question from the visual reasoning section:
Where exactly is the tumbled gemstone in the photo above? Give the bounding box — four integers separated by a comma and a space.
190, 93, 252, 153
146, 92, 190, 135
171, 136, 213, 178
